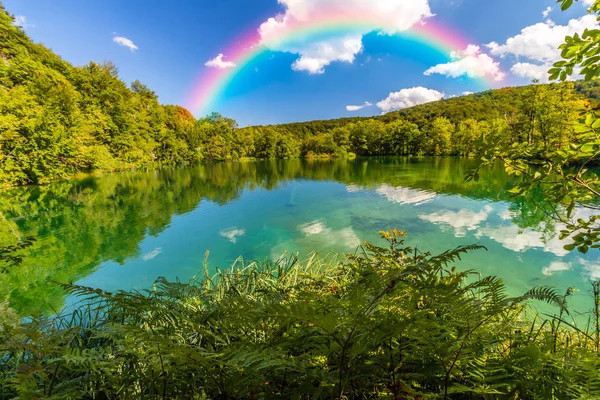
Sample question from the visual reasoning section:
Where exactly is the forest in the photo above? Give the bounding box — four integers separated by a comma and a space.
1, 3, 600, 187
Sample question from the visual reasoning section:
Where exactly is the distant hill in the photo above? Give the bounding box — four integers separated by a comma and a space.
248, 81, 600, 134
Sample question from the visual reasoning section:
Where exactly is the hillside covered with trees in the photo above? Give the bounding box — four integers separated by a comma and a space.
243, 81, 596, 159
0, 3, 234, 186
2, 2, 600, 187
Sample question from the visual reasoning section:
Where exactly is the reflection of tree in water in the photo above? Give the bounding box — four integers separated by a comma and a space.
0, 157, 544, 317
509, 186, 562, 245
0, 167, 254, 317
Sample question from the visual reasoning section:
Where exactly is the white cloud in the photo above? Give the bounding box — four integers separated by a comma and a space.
258, 0, 433, 73
337, 227, 361, 249
290, 35, 363, 73
205, 53, 236, 69
376, 86, 444, 113
472, 205, 598, 257
579, 258, 600, 280
542, 261, 572, 276
475, 225, 569, 257
459, 44, 482, 58
13, 15, 34, 29
376, 184, 437, 205
424, 45, 505, 81
142, 247, 162, 261
498, 209, 513, 220
259, 0, 432, 43
542, 6, 553, 18
299, 220, 327, 235
487, 15, 599, 80
583, 0, 595, 6
419, 206, 493, 237
13, 15, 27, 27
487, 15, 598, 63
219, 227, 246, 243
113, 36, 138, 51
510, 62, 551, 82
295, 221, 361, 249
346, 101, 373, 111
462, 91, 474, 96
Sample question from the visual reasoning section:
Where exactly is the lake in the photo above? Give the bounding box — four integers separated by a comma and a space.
1, 157, 598, 318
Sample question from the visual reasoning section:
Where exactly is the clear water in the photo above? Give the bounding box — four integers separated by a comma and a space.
1, 157, 598, 318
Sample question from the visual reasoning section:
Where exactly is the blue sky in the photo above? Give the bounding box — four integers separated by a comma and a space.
4, 0, 595, 126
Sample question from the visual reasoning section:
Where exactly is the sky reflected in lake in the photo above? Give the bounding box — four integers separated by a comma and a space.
1, 157, 598, 318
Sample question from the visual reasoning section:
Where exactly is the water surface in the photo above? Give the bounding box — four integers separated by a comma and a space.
1, 158, 598, 317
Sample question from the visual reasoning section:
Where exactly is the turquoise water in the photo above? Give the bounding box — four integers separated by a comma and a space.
1, 157, 598, 317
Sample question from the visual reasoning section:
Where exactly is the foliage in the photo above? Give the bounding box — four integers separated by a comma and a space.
0, 235, 34, 273
240, 82, 592, 160
1, 230, 598, 399
468, 0, 600, 255
0, 4, 243, 187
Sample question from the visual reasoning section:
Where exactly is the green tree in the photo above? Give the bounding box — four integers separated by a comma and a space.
453, 118, 481, 156
384, 119, 421, 155
426, 117, 454, 155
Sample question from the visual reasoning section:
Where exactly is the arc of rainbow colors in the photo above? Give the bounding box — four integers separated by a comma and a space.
185, 11, 501, 116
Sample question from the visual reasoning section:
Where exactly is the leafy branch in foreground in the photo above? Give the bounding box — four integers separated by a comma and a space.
1, 230, 599, 399
466, 1, 600, 254
466, 131, 600, 253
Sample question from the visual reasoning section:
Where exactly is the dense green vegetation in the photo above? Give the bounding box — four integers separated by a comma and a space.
1, 230, 599, 399
2, 1, 600, 188
0, 3, 240, 186
243, 80, 599, 159
254, 81, 599, 137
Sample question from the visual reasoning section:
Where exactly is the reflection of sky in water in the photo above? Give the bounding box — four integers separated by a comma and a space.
419, 206, 492, 237
419, 203, 570, 256
420, 202, 593, 260
408, 194, 600, 306
67, 178, 599, 316
219, 227, 246, 243
142, 247, 162, 261
542, 261, 572, 276
374, 184, 437, 206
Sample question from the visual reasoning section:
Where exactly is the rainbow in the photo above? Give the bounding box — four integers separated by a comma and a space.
185, 11, 499, 116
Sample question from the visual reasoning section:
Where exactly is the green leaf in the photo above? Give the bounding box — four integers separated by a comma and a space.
563, 243, 576, 251
560, 0, 573, 11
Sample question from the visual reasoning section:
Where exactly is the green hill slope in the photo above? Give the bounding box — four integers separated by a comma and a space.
0, 4, 208, 187
250, 81, 600, 135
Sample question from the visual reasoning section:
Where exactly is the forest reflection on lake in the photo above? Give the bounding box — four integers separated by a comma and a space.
1, 157, 598, 318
